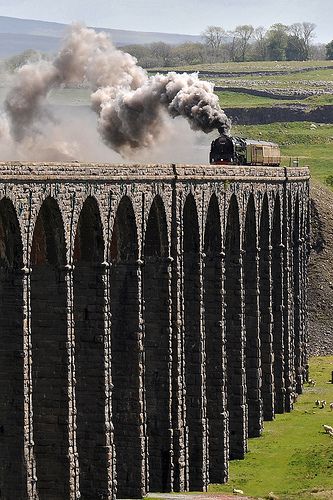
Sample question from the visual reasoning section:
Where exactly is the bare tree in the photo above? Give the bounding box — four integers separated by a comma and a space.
253, 26, 267, 60
289, 22, 316, 59
302, 22, 316, 59
234, 24, 254, 61
202, 25, 226, 52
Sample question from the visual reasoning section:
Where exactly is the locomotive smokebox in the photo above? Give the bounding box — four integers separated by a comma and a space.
218, 125, 228, 136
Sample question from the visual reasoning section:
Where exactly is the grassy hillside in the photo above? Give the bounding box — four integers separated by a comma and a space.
0, 16, 202, 56
152, 60, 333, 74
209, 357, 333, 500
231, 122, 333, 184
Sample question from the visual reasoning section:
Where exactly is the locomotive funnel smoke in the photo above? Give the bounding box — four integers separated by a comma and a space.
2, 24, 230, 158
92, 72, 230, 155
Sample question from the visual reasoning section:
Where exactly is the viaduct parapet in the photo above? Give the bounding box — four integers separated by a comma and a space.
0, 163, 310, 499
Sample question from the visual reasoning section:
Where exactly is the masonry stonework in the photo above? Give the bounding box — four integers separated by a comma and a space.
0, 163, 310, 500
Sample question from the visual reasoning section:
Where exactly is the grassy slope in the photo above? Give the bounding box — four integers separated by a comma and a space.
231, 122, 333, 184
210, 356, 333, 500
216, 91, 333, 108
151, 60, 333, 73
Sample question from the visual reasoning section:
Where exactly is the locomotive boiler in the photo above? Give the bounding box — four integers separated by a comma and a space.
210, 133, 281, 166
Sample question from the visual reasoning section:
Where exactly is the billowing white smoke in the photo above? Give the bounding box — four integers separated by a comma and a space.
2, 24, 230, 159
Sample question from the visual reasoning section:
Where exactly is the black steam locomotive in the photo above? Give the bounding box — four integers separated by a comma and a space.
210, 133, 281, 166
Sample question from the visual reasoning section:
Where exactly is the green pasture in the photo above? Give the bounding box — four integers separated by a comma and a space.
151, 60, 333, 74
216, 90, 333, 109
210, 356, 333, 500
217, 91, 288, 108
231, 122, 333, 184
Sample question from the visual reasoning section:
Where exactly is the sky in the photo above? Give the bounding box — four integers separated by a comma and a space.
0, 0, 332, 43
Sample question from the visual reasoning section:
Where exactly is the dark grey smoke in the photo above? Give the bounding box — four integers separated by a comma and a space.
1, 24, 230, 159
92, 72, 230, 155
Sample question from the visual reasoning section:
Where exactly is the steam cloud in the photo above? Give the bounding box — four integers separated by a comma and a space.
1, 24, 231, 159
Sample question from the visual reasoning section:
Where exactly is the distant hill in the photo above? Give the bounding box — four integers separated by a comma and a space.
0, 16, 202, 57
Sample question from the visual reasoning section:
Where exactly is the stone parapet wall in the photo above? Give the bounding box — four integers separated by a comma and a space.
0, 163, 310, 499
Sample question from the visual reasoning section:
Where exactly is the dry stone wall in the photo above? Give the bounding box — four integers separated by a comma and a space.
0, 163, 310, 500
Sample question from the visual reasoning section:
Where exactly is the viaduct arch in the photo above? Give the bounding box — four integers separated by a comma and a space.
0, 163, 309, 499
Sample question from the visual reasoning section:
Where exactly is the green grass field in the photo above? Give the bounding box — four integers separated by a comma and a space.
216, 91, 333, 109
151, 60, 333, 74
230, 122, 333, 184
209, 356, 333, 500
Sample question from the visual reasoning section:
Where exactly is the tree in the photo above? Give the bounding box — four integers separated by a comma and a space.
301, 22, 317, 59
5, 49, 45, 72
202, 25, 226, 52
234, 24, 254, 61
289, 22, 316, 60
150, 42, 172, 67
253, 26, 267, 61
266, 23, 289, 60
326, 40, 333, 60
172, 43, 205, 65
225, 30, 241, 62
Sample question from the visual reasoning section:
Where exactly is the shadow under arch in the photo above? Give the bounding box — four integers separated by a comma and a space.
204, 193, 228, 483
293, 194, 302, 394
0, 198, 25, 497
73, 196, 109, 499
109, 196, 143, 498
259, 193, 274, 421
30, 197, 70, 499
271, 193, 285, 414
243, 194, 263, 437
143, 195, 172, 492
225, 193, 247, 460
183, 193, 206, 490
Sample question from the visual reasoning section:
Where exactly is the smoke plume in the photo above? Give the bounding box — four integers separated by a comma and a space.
1, 24, 231, 159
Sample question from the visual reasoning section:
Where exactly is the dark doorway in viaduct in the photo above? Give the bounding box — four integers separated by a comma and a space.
73, 196, 108, 499
272, 195, 285, 414
225, 194, 247, 460
183, 194, 206, 490
144, 195, 172, 492
244, 195, 262, 437
204, 194, 227, 483
30, 198, 70, 499
259, 194, 274, 420
0, 199, 25, 498
110, 196, 142, 498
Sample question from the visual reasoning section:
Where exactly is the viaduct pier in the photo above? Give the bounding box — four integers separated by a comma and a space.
0, 163, 310, 499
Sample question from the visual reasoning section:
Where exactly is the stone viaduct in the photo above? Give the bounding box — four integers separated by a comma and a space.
0, 163, 309, 500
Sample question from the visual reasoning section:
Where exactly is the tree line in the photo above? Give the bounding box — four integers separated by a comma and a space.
122, 22, 333, 68
3, 22, 333, 74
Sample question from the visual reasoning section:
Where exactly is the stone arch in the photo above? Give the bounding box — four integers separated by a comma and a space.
0, 198, 25, 497
259, 193, 274, 420
183, 193, 206, 490
109, 196, 142, 498
225, 193, 247, 460
143, 195, 172, 492
271, 193, 285, 414
73, 196, 109, 499
204, 193, 228, 483
243, 194, 263, 437
30, 197, 70, 499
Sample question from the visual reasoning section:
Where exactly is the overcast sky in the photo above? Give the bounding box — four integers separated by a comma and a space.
0, 0, 332, 43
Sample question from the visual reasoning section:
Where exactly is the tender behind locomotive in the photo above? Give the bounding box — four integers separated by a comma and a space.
210, 133, 281, 166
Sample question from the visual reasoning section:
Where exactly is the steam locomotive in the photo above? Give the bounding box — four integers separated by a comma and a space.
210, 133, 281, 166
